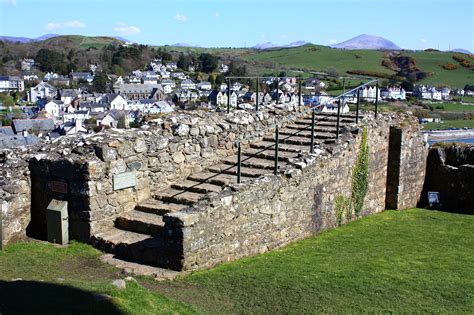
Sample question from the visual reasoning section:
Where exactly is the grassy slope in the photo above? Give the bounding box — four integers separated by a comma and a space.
152, 209, 474, 313
42, 35, 123, 49
0, 242, 194, 314
242, 44, 394, 75
405, 50, 474, 88
422, 119, 474, 130
431, 103, 474, 112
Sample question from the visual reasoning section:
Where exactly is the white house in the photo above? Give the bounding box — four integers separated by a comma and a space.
431, 88, 442, 101
44, 100, 63, 118
181, 79, 196, 90
381, 86, 406, 100
105, 94, 128, 110
359, 86, 380, 103
197, 81, 212, 91
28, 81, 57, 102
163, 85, 173, 94
161, 79, 176, 88
441, 87, 451, 100
0, 76, 24, 92
320, 102, 349, 114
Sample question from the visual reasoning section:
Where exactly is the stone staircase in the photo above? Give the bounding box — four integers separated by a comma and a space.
92, 112, 361, 269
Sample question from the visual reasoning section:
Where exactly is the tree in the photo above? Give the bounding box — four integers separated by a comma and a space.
198, 53, 218, 73
216, 73, 226, 85
35, 48, 68, 74
92, 72, 109, 93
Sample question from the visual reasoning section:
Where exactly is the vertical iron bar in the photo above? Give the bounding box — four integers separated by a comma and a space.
0, 204, 3, 250
274, 125, 279, 175
227, 78, 231, 114
336, 97, 342, 141
256, 79, 259, 111
342, 77, 346, 95
237, 141, 241, 184
356, 89, 360, 124
310, 108, 315, 153
375, 81, 379, 119
298, 79, 302, 106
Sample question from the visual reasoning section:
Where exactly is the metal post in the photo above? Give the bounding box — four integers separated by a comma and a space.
375, 81, 379, 119
336, 97, 342, 141
274, 125, 279, 175
0, 205, 3, 250
298, 79, 302, 106
342, 78, 346, 95
256, 79, 259, 111
237, 141, 241, 184
310, 108, 315, 153
227, 78, 231, 114
356, 89, 360, 124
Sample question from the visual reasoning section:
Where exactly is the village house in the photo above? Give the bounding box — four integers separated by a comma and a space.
117, 83, 165, 101
380, 86, 406, 101
0, 76, 25, 92
197, 81, 212, 91
181, 79, 196, 90
12, 118, 55, 136
44, 100, 63, 118
23, 73, 39, 81
70, 72, 94, 83
21, 58, 35, 71
28, 81, 57, 102
208, 90, 228, 106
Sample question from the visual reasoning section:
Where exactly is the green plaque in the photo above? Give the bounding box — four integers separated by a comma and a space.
113, 171, 136, 191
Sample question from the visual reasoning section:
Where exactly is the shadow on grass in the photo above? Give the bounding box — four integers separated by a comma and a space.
0, 280, 123, 315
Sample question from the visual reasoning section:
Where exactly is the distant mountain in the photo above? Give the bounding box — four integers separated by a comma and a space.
253, 42, 279, 50
450, 48, 472, 54
283, 41, 309, 48
171, 43, 194, 47
0, 34, 59, 43
253, 41, 309, 50
0, 35, 33, 43
331, 34, 400, 50
113, 36, 131, 43
34, 34, 59, 41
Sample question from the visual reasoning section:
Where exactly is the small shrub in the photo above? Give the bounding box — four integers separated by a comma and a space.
442, 63, 458, 70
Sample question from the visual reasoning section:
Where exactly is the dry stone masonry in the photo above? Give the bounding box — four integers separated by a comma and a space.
0, 105, 427, 272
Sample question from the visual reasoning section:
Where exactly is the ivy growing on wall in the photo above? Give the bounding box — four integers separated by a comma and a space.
335, 195, 351, 226
351, 127, 369, 217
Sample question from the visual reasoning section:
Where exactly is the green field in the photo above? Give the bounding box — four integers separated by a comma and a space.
404, 50, 474, 88
242, 44, 394, 76
422, 119, 474, 130
429, 102, 474, 112
1, 208, 472, 314
43, 35, 124, 49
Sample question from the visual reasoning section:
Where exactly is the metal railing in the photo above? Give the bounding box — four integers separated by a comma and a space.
228, 78, 379, 183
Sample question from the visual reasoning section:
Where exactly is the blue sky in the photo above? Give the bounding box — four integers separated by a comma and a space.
0, 0, 472, 51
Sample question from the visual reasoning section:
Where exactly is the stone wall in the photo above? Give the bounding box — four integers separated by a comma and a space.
420, 144, 474, 214
162, 114, 427, 271
0, 106, 303, 244
386, 123, 427, 210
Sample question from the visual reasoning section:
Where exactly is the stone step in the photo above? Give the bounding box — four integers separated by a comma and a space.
316, 112, 361, 119
208, 163, 273, 177
284, 123, 338, 132
250, 141, 310, 153
115, 210, 165, 236
92, 228, 164, 266
171, 180, 223, 194
221, 155, 290, 170
244, 147, 299, 162
136, 199, 188, 215
188, 172, 247, 186
279, 128, 336, 139
155, 188, 204, 205
264, 135, 317, 146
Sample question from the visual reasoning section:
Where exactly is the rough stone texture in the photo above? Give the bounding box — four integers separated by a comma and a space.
386, 123, 428, 210
161, 114, 427, 271
420, 144, 474, 214
0, 106, 303, 245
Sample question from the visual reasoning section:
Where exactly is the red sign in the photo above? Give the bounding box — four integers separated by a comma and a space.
50, 181, 68, 194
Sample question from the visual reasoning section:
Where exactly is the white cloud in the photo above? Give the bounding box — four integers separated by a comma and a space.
174, 13, 187, 22
0, 0, 17, 6
420, 38, 428, 43
46, 20, 86, 31
113, 23, 141, 36
214, 12, 220, 18
329, 39, 337, 44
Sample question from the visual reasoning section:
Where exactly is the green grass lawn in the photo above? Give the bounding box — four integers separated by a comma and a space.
422, 119, 474, 130
0, 242, 195, 314
151, 209, 474, 313
430, 102, 474, 112
1, 209, 473, 314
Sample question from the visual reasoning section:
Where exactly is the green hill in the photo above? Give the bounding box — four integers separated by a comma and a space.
42, 35, 124, 49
